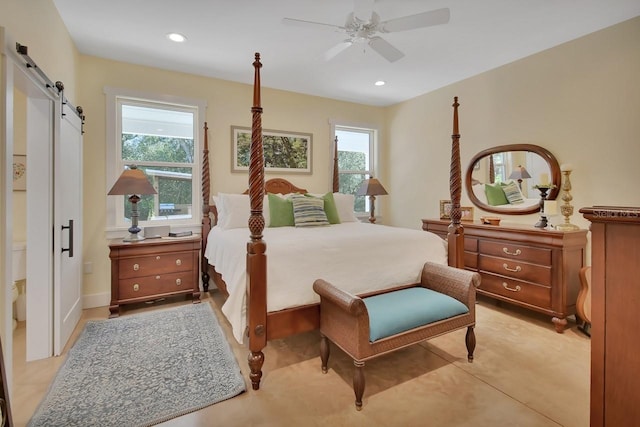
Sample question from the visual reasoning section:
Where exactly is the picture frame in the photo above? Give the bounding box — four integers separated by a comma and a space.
231, 126, 312, 174
13, 155, 27, 191
439, 200, 452, 220
461, 206, 475, 221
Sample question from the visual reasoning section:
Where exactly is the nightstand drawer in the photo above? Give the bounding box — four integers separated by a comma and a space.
479, 273, 551, 309
478, 254, 551, 285
119, 272, 194, 299
119, 251, 193, 279
479, 240, 551, 265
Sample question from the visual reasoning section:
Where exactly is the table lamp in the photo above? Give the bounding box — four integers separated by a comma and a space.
508, 165, 531, 190
108, 165, 157, 241
356, 177, 388, 224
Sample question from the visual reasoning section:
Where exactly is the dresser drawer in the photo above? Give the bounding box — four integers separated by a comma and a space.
464, 251, 478, 269
119, 272, 194, 299
119, 251, 193, 279
478, 254, 551, 285
479, 240, 551, 265
479, 273, 551, 309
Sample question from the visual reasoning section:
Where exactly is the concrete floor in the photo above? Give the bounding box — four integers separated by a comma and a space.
12, 292, 590, 426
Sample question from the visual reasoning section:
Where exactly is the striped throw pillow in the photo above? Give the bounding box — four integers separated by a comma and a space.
502, 181, 525, 204
291, 194, 329, 227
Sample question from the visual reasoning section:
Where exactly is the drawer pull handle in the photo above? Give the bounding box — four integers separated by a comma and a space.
155, 275, 161, 280
502, 282, 521, 292
502, 248, 522, 256
133, 263, 139, 271
502, 263, 522, 273
156, 256, 161, 260
133, 284, 139, 292
176, 259, 182, 266
176, 278, 182, 286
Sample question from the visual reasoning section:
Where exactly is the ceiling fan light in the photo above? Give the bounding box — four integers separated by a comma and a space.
374, 80, 385, 86
166, 33, 186, 43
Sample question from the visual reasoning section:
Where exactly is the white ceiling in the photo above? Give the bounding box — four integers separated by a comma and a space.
52, 0, 640, 107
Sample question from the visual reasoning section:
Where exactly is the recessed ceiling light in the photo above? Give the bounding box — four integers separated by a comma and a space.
374, 80, 386, 86
167, 33, 186, 43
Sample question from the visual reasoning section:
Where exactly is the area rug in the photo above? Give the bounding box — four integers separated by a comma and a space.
28, 303, 246, 427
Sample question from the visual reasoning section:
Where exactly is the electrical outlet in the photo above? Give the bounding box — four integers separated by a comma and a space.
84, 262, 93, 274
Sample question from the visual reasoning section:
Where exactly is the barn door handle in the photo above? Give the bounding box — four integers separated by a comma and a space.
61, 219, 74, 257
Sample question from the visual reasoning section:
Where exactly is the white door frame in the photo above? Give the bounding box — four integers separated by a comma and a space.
1, 28, 65, 390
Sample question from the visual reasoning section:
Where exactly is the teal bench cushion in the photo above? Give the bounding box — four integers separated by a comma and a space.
363, 287, 469, 342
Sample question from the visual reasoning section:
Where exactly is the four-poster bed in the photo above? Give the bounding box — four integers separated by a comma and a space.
200, 53, 466, 390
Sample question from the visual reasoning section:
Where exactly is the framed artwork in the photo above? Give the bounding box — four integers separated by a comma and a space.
439, 200, 452, 220
461, 206, 475, 221
13, 155, 27, 191
231, 126, 312, 174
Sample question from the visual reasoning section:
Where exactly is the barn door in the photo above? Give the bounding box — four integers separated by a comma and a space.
53, 101, 83, 355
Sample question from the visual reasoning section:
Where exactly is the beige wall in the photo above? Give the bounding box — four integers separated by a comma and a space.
386, 16, 640, 234
78, 56, 385, 299
0, 0, 79, 101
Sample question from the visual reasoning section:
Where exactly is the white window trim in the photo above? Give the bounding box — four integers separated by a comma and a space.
330, 119, 381, 219
104, 86, 206, 239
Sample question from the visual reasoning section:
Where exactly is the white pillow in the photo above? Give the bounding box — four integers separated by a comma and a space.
333, 193, 358, 222
216, 193, 270, 229
473, 183, 488, 205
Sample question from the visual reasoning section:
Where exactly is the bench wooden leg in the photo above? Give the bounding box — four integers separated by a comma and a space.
320, 334, 330, 374
466, 326, 476, 362
353, 360, 365, 411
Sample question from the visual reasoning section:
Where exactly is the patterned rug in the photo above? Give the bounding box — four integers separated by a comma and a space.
28, 303, 245, 427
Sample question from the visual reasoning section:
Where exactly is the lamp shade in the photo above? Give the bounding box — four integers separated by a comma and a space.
356, 178, 388, 197
108, 165, 157, 196
508, 165, 532, 180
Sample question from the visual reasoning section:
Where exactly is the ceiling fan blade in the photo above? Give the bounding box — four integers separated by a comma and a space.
353, 0, 374, 22
282, 17, 345, 33
380, 7, 450, 33
324, 40, 353, 61
368, 36, 404, 62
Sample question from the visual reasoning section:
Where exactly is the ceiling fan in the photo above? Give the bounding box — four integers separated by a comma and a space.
282, 0, 450, 63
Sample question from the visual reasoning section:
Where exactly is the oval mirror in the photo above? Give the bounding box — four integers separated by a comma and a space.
465, 144, 561, 215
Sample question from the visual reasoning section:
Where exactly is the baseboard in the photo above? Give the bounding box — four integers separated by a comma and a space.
82, 292, 110, 309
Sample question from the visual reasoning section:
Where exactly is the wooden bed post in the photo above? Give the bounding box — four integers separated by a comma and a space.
247, 52, 267, 390
333, 136, 339, 193
201, 122, 211, 292
448, 97, 465, 268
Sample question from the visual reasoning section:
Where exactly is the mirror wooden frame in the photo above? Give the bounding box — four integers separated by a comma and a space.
465, 143, 561, 215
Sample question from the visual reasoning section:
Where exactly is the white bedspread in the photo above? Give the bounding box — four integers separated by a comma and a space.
204, 222, 447, 343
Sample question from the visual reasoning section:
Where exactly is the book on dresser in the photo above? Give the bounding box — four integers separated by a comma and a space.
422, 219, 587, 333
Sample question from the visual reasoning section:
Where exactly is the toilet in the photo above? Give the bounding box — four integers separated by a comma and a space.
12, 241, 27, 328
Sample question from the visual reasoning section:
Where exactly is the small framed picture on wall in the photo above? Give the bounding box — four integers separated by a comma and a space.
13, 155, 26, 191
439, 200, 452, 220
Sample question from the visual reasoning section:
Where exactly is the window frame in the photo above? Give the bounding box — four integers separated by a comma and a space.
331, 121, 380, 217
105, 87, 206, 238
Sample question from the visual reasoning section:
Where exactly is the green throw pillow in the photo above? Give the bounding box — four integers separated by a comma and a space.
267, 193, 294, 227
484, 183, 509, 206
305, 192, 341, 224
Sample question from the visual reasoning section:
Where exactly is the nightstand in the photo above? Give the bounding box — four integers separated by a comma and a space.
108, 236, 201, 318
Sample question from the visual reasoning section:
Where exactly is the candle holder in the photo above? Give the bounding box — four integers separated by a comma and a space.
555, 165, 579, 231
533, 184, 556, 228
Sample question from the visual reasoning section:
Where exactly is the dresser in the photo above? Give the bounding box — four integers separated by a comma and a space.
422, 219, 587, 332
108, 236, 201, 317
580, 206, 640, 426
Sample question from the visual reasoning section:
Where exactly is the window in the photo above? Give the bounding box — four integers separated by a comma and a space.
492, 153, 506, 183
106, 88, 206, 235
334, 125, 377, 214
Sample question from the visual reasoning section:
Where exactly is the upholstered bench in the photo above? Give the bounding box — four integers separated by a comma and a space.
312, 261, 481, 410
